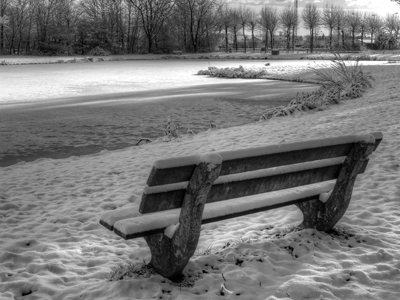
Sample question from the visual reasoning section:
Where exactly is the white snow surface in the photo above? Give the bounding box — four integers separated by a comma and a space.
319, 190, 333, 203
200, 153, 222, 165
1, 62, 400, 300
164, 223, 180, 239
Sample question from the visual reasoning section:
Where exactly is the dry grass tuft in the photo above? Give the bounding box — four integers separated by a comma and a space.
260, 52, 374, 121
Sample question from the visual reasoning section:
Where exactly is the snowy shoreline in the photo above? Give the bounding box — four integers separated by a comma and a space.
0, 62, 400, 299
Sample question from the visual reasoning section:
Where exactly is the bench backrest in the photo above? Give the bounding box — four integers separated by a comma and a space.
140, 132, 382, 214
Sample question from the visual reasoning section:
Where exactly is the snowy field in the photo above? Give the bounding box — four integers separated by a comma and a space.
0, 60, 400, 300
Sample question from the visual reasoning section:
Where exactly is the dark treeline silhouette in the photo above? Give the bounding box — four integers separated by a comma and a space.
0, 0, 399, 56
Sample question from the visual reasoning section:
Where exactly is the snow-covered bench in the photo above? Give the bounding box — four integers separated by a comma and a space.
100, 132, 382, 279
172, 50, 182, 55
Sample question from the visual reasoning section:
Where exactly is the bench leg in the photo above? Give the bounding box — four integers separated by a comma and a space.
144, 156, 222, 280
295, 140, 375, 232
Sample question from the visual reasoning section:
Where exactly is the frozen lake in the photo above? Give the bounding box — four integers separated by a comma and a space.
0, 59, 318, 166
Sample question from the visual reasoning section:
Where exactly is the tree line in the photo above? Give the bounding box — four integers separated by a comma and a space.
0, 0, 399, 56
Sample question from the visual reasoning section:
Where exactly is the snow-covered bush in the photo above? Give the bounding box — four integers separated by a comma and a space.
197, 65, 269, 79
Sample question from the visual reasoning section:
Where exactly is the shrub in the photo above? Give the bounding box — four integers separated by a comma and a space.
260, 51, 374, 121
197, 65, 268, 79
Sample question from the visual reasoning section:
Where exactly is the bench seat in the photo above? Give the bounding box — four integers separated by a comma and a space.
101, 180, 337, 240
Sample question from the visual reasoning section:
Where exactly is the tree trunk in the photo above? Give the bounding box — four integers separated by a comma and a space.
292, 25, 295, 51
286, 29, 290, 51
342, 29, 345, 47
242, 26, 246, 53
147, 34, 152, 53
270, 30, 274, 50
251, 28, 255, 51
234, 30, 237, 52
361, 28, 364, 47
225, 26, 228, 52
329, 27, 333, 49
371, 31, 373, 48
310, 28, 314, 53
0, 24, 3, 52
265, 31, 268, 53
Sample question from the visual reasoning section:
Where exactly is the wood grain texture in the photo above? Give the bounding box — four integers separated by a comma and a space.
141, 163, 351, 213
295, 140, 376, 231
114, 195, 320, 240
144, 158, 222, 280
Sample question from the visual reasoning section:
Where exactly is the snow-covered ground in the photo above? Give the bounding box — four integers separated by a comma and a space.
0, 60, 399, 300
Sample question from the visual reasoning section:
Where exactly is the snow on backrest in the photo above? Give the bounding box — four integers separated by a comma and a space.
218, 134, 375, 161
146, 134, 377, 187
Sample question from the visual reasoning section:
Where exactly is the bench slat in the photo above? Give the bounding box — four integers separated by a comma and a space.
112, 181, 336, 239
147, 133, 382, 187
140, 157, 349, 213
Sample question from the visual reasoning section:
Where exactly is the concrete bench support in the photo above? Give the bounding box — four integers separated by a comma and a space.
144, 157, 222, 279
296, 140, 375, 231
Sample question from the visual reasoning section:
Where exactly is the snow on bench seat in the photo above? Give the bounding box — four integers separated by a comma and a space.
109, 180, 336, 240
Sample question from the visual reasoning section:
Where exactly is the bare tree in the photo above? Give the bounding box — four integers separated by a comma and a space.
321, 4, 336, 49
229, 7, 240, 52
247, 8, 258, 51
238, 4, 250, 52
347, 10, 361, 50
302, 3, 320, 53
175, 0, 219, 53
218, 3, 231, 52
279, 4, 296, 51
259, 5, 279, 52
359, 11, 368, 47
6, 0, 32, 54
366, 13, 384, 48
334, 6, 345, 48
0, 0, 10, 52
127, 0, 175, 53
385, 13, 400, 49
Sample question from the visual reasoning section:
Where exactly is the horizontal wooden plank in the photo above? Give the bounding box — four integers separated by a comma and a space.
146, 144, 351, 187
140, 161, 344, 213
146, 133, 382, 187
112, 181, 338, 238
116, 195, 320, 240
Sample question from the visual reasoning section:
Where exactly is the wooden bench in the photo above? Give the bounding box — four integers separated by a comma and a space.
100, 132, 382, 280
172, 50, 182, 55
